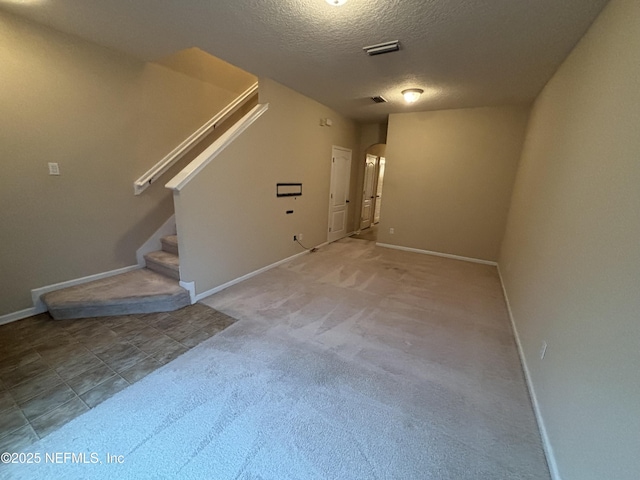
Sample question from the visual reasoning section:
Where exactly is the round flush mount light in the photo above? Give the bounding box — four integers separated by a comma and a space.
326, 0, 347, 5
401, 88, 424, 103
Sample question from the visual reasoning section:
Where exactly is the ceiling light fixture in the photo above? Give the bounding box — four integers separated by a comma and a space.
402, 88, 424, 103
325, 0, 347, 6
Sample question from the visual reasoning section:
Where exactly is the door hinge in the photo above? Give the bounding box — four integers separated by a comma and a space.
329, 227, 332, 232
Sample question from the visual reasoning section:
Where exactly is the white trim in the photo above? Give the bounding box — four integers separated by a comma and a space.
191, 244, 325, 302
136, 214, 176, 266
134, 82, 259, 195
0, 307, 40, 326
31, 265, 142, 312
327, 146, 353, 244
497, 266, 561, 480
179, 280, 196, 304
375, 243, 497, 266
166, 103, 269, 192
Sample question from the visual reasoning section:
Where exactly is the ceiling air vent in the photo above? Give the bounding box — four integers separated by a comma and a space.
371, 96, 388, 104
363, 40, 400, 56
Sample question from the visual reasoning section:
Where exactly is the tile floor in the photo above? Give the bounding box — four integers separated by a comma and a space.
0, 304, 235, 452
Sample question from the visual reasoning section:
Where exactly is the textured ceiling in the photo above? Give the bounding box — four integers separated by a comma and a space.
2, 0, 610, 123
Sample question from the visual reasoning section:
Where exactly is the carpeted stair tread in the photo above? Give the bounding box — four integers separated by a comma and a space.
161, 235, 179, 255
144, 250, 180, 280
42, 268, 190, 319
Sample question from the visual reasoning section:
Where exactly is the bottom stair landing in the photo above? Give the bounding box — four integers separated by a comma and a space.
42, 268, 191, 320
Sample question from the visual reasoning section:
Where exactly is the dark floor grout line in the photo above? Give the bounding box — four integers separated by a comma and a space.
7, 364, 120, 442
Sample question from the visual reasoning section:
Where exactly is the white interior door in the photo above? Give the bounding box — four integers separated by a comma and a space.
328, 146, 352, 243
360, 154, 377, 230
373, 157, 386, 224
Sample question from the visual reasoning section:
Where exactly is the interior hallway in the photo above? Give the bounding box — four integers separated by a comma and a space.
351, 224, 379, 242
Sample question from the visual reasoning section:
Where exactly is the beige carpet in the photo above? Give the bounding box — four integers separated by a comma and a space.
42, 269, 190, 319
6, 238, 549, 479
201, 237, 549, 478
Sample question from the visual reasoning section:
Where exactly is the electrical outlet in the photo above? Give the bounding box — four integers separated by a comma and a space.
540, 341, 548, 360
389, 227, 395, 234
48, 162, 60, 175
298, 233, 303, 241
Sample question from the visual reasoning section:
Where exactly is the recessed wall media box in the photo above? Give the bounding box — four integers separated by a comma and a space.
277, 183, 302, 197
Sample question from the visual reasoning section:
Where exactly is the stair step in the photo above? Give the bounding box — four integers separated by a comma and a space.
42, 268, 191, 320
161, 235, 178, 255
144, 250, 180, 280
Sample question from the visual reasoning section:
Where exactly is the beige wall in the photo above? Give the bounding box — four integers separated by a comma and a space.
359, 123, 387, 153
155, 47, 257, 95
378, 106, 530, 261
499, 0, 640, 478
174, 78, 359, 295
0, 11, 252, 316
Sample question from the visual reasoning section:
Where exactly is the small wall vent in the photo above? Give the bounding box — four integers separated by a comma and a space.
363, 40, 400, 56
371, 96, 388, 104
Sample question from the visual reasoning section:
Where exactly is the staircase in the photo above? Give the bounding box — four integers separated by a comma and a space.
144, 235, 180, 280
42, 235, 191, 320
40, 84, 262, 321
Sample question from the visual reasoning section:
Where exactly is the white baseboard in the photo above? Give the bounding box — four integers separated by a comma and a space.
136, 214, 176, 266
31, 265, 142, 313
179, 280, 196, 304
191, 244, 324, 302
0, 307, 41, 326
497, 265, 561, 480
376, 242, 497, 266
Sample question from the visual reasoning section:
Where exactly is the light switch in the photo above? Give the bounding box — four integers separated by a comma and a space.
48, 163, 60, 175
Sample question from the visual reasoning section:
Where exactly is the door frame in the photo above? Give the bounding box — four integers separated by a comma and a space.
327, 145, 352, 243
373, 156, 386, 224
360, 154, 378, 230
